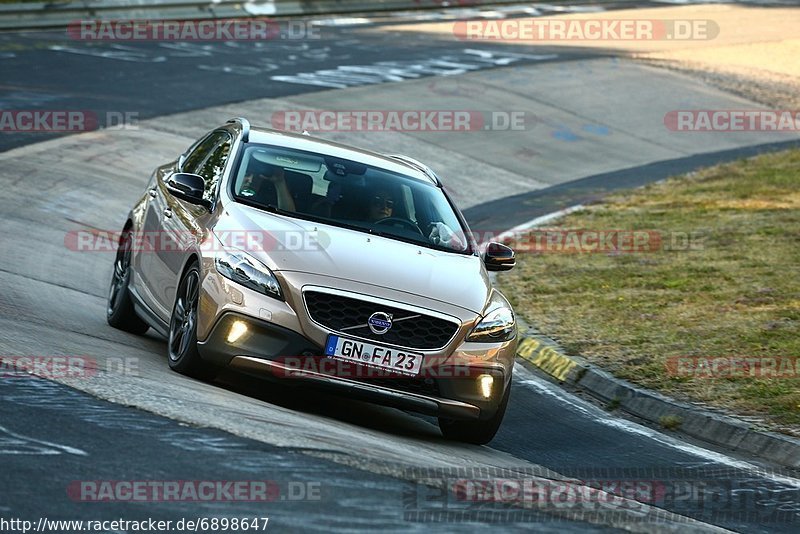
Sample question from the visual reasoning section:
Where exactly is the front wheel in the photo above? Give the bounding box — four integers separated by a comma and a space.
438, 381, 511, 445
168, 262, 217, 380
107, 230, 149, 335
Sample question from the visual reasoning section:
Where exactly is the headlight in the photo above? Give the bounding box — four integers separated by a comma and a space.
215, 247, 283, 300
467, 307, 516, 342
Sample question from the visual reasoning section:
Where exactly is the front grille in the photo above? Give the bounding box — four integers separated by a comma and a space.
304, 290, 459, 350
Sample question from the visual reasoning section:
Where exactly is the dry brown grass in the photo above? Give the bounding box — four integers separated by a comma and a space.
499, 149, 800, 432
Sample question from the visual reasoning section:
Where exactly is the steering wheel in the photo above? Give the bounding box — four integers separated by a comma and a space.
373, 217, 424, 236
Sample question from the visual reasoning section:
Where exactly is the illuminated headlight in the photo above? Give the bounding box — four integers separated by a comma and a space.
467, 307, 516, 342
215, 247, 283, 300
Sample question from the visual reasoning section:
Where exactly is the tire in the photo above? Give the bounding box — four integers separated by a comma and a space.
107, 230, 150, 335
438, 381, 511, 445
167, 262, 218, 380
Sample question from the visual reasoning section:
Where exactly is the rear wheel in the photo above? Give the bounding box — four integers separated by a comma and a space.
438, 381, 511, 445
107, 230, 149, 335
168, 262, 217, 380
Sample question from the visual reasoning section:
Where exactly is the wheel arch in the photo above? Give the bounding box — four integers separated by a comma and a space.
180, 253, 201, 281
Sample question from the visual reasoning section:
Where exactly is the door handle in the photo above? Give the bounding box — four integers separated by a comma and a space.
148, 188, 157, 198
163, 208, 173, 219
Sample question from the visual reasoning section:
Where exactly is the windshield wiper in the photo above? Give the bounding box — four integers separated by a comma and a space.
238, 198, 294, 217
263, 204, 287, 215
369, 228, 458, 253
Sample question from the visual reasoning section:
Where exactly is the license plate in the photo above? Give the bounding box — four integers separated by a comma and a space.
324, 335, 424, 376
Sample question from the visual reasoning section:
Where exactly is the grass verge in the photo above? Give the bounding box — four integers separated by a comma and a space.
499, 149, 800, 432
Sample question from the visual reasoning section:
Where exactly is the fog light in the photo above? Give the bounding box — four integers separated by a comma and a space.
478, 374, 494, 399
227, 320, 248, 344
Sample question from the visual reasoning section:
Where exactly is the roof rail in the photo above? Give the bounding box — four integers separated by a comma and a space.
227, 117, 250, 143
387, 154, 441, 185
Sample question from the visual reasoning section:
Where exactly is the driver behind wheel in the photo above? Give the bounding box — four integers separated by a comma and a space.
367, 188, 394, 222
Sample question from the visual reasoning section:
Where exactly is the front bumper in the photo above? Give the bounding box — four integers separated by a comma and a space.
230, 355, 482, 420
197, 312, 509, 421
197, 311, 319, 366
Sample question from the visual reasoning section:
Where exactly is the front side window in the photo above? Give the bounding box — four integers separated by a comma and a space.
196, 134, 232, 202
230, 144, 470, 254
182, 133, 221, 174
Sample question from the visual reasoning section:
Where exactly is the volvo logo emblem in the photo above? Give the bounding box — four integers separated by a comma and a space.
368, 312, 393, 335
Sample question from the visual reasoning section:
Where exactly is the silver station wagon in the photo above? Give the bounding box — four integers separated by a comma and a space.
107, 117, 518, 444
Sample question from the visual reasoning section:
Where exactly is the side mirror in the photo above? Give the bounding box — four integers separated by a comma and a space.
166, 173, 209, 208
483, 242, 516, 271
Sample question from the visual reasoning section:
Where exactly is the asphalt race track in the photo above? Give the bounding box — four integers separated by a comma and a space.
2, 7, 800, 533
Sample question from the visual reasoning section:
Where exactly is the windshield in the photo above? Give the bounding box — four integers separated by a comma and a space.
230, 143, 470, 254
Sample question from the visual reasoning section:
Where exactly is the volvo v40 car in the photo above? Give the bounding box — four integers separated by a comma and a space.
107, 118, 518, 443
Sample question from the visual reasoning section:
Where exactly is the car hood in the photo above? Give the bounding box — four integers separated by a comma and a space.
214, 205, 491, 314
